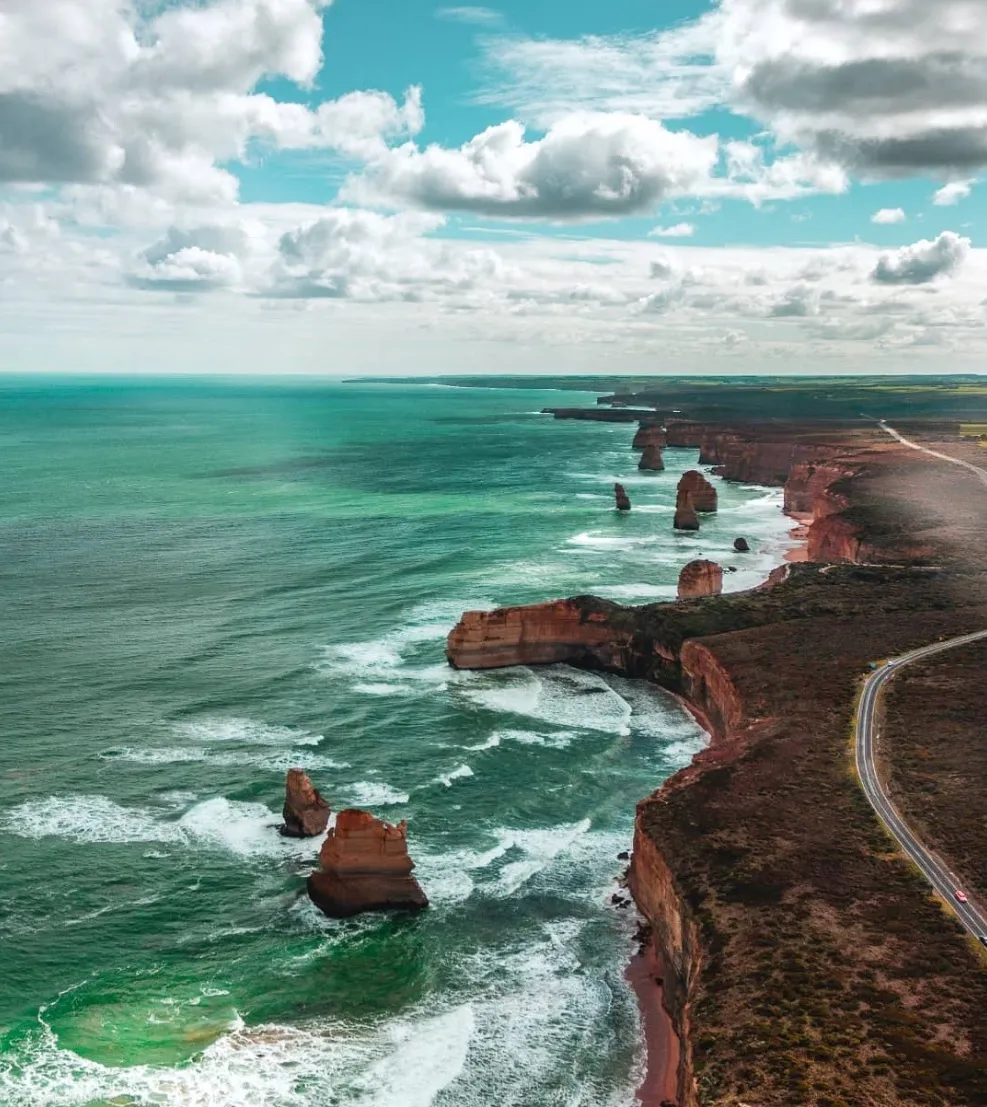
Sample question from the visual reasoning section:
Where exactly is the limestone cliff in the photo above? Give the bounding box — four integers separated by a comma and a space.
678, 471, 717, 513
678, 560, 724, 600
674, 490, 700, 531
307, 809, 428, 918
633, 423, 668, 450
639, 445, 666, 471
446, 598, 633, 671
280, 769, 330, 838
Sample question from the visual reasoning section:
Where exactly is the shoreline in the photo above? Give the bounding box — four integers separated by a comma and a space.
628, 469, 812, 1104
627, 939, 680, 1107
783, 512, 813, 564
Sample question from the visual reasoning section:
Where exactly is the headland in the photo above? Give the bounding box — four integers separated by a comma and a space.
447, 394, 987, 1106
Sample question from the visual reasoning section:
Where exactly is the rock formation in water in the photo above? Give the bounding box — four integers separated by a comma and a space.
677, 471, 717, 512
280, 769, 330, 838
633, 424, 667, 450
638, 446, 665, 472
733, 537, 751, 553
677, 560, 724, 600
674, 490, 700, 531
307, 809, 428, 918
447, 597, 634, 671
615, 483, 632, 512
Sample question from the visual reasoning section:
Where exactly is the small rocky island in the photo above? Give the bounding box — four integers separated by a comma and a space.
278, 770, 429, 919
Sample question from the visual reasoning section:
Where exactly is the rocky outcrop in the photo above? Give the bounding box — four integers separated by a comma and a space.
677, 560, 724, 600
733, 537, 750, 553
446, 598, 633, 671
638, 445, 665, 471
280, 769, 330, 838
614, 483, 631, 512
664, 420, 706, 449
677, 471, 717, 513
633, 424, 667, 450
674, 491, 700, 531
307, 809, 428, 918
784, 461, 854, 517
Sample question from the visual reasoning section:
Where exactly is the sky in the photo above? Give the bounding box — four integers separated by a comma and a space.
1, 0, 986, 375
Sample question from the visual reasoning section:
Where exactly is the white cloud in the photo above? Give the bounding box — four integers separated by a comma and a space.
768, 282, 819, 318
0, 0, 422, 207
265, 207, 516, 301
650, 222, 695, 238
872, 208, 906, 225
473, 17, 726, 125
872, 231, 970, 284
478, 1, 987, 183
718, 0, 987, 178
933, 180, 974, 205
435, 6, 503, 25
347, 112, 718, 219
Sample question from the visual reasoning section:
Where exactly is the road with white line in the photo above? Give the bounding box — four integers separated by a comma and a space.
852, 422, 987, 942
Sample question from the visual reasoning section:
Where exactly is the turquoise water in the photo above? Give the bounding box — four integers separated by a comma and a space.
0, 380, 795, 1107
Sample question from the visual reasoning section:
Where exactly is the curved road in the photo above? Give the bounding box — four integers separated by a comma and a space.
853, 422, 987, 942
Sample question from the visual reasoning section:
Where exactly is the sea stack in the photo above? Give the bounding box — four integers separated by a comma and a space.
632, 424, 667, 450
614, 483, 632, 512
638, 446, 665, 471
280, 769, 330, 838
734, 536, 751, 552
307, 809, 428, 918
678, 559, 724, 599
674, 490, 700, 531
677, 470, 717, 512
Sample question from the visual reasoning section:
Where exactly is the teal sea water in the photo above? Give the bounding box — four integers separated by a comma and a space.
0, 380, 796, 1107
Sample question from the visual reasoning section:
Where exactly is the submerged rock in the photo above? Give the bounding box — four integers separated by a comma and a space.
307, 809, 428, 918
673, 490, 700, 531
678, 559, 724, 599
614, 483, 632, 512
280, 769, 330, 838
677, 471, 717, 512
734, 536, 751, 553
638, 446, 665, 472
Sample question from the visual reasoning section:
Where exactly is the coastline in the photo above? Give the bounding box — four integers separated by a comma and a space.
783, 512, 813, 564
627, 939, 680, 1107
628, 471, 808, 1106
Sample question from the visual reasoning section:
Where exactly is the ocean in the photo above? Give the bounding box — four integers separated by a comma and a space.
0, 379, 796, 1107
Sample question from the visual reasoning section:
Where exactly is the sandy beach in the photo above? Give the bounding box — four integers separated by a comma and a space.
627, 941, 680, 1107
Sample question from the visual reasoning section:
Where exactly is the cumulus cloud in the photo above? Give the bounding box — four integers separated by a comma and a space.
486, 1, 987, 184
266, 207, 514, 300
872, 208, 906, 225
933, 180, 974, 205
768, 283, 820, 318
0, 0, 422, 205
871, 232, 970, 285
650, 222, 695, 238
347, 113, 719, 219
719, 0, 987, 177
128, 225, 259, 290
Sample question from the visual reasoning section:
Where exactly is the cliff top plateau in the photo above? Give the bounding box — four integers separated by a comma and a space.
447, 415, 987, 1107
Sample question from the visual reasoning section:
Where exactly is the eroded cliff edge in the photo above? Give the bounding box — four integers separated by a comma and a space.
447, 424, 987, 1107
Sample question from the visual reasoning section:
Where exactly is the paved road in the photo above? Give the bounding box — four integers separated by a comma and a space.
878, 419, 987, 490
855, 635, 987, 941
852, 421, 987, 942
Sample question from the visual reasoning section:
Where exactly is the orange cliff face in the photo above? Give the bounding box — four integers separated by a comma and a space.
633, 423, 667, 450
307, 809, 428, 918
677, 560, 723, 600
678, 470, 717, 512
446, 598, 633, 671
